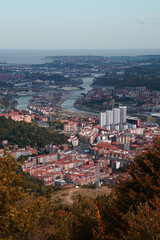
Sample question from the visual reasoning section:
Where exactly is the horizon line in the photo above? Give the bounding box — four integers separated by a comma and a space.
0, 48, 160, 51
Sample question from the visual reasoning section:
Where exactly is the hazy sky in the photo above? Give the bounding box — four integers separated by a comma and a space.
0, 0, 160, 49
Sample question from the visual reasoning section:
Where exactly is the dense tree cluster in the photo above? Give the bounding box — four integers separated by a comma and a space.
25, 72, 69, 82
0, 140, 160, 239
0, 116, 68, 148
25, 72, 81, 87
93, 65, 160, 90
51, 120, 64, 130
0, 80, 13, 88
17, 165, 53, 198
0, 95, 18, 112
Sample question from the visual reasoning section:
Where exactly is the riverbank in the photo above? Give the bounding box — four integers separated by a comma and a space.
16, 77, 98, 115
73, 102, 99, 114
54, 92, 82, 114
61, 77, 96, 113
16, 95, 32, 110
55, 92, 97, 116
55, 92, 73, 107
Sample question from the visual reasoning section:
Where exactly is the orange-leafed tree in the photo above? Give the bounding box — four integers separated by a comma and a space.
92, 204, 106, 240
116, 138, 160, 213
71, 197, 106, 240
122, 197, 160, 240
0, 152, 24, 239
95, 139, 160, 239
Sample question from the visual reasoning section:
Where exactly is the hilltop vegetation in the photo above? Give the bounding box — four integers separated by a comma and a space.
0, 116, 68, 148
93, 64, 160, 90
0, 80, 13, 88
0, 139, 160, 239
0, 95, 18, 112
25, 72, 82, 87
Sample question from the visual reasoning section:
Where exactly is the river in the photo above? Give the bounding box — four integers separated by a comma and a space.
62, 74, 103, 114
62, 77, 93, 113
16, 75, 101, 114
15, 96, 32, 110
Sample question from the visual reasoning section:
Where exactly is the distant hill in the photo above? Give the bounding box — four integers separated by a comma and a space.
92, 64, 160, 90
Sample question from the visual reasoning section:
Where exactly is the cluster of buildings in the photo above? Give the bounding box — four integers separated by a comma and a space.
18, 122, 160, 187
1, 107, 160, 187
100, 106, 127, 130
0, 111, 34, 123
28, 105, 55, 116
0, 141, 37, 159
78, 86, 160, 116
0, 72, 24, 82
29, 90, 62, 108
21, 150, 113, 186
0, 110, 49, 123
1, 57, 160, 188
84, 87, 113, 102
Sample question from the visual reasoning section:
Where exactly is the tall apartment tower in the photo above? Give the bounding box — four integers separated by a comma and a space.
119, 106, 127, 123
100, 112, 106, 127
113, 108, 120, 124
100, 106, 127, 128
106, 110, 113, 126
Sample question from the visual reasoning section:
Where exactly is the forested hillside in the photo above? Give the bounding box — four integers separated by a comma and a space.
93, 64, 160, 90
0, 116, 68, 148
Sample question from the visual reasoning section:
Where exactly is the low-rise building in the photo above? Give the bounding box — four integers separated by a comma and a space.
68, 135, 79, 147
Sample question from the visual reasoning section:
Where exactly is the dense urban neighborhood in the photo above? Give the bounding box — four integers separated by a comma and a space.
1, 54, 160, 239
0, 105, 160, 187
1, 55, 160, 188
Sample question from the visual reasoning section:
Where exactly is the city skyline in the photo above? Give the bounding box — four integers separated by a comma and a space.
0, 0, 160, 49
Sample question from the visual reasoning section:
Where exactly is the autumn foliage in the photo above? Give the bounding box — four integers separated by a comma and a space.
116, 138, 160, 212
0, 139, 160, 239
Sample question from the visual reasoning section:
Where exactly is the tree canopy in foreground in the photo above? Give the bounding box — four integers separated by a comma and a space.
0, 139, 160, 239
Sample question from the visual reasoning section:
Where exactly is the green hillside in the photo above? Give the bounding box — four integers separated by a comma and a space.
93, 65, 160, 90
0, 116, 68, 148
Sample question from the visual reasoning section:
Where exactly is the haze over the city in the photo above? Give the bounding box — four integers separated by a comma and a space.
0, 0, 160, 50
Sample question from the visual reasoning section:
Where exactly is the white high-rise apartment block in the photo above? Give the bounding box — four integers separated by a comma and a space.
119, 106, 127, 123
113, 108, 120, 124
106, 110, 113, 126
100, 112, 106, 127
100, 106, 127, 128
